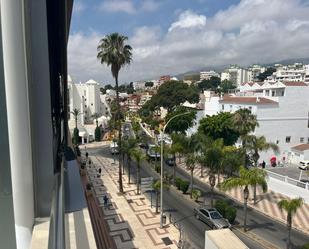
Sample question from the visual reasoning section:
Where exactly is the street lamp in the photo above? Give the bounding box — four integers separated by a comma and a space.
160, 111, 191, 228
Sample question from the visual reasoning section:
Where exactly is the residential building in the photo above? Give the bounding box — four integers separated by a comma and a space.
221, 65, 249, 87
204, 82, 309, 164
247, 64, 266, 82
159, 75, 171, 85
200, 70, 220, 81
267, 63, 309, 83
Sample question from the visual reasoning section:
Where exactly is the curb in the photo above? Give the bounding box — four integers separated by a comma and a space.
176, 165, 309, 237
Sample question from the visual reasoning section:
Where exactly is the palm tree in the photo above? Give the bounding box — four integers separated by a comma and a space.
71, 108, 81, 129
244, 135, 279, 204
277, 198, 303, 249
131, 149, 145, 195
97, 33, 132, 193
232, 109, 259, 141
205, 140, 223, 207
185, 153, 196, 199
152, 179, 169, 213
220, 166, 268, 231
122, 138, 137, 181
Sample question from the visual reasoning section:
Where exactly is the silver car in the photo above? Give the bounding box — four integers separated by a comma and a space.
194, 207, 231, 229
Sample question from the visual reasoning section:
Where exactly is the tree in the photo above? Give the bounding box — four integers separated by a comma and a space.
198, 76, 221, 92
97, 33, 132, 193
92, 113, 101, 142
220, 166, 268, 231
199, 112, 240, 146
243, 135, 279, 204
152, 179, 169, 213
257, 67, 276, 82
206, 140, 224, 207
185, 153, 197, 199
277, 198, 304, 249
71, 108, 81, 145
131, 149, 146, 195
165, 106, 196, 134
121, 138, 137, 184
221, 146, 242, 177
145, 81, 154, 88
219, 79, 236, 94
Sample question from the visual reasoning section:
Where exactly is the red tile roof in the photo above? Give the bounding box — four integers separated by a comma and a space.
291, 144, 309, 151
283, 81, 307, 86
219, 96, 277, 105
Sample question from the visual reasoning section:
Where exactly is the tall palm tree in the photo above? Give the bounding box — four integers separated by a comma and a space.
205, 140, 223, 207
97, 33, 132, 193
232, 109, 259, 141
220, 166, 268, 231
71, 108, 81, 129
185, 153, 196, 199
122, 138, 137, 181
244, 135, 279, 204
131, 149, 145, 195
277, 198, 303, 249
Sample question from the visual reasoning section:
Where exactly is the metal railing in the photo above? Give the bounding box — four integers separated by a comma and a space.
265, 170, 309, 190
48, 157, 66, 249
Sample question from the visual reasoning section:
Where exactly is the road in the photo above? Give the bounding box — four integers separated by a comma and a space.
89, 145, 265, 249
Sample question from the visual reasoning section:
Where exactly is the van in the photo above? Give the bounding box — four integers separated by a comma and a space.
110, 142, 119, 155
299, 160, 309, 170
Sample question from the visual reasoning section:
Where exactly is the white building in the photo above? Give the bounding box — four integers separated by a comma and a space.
204, 82, 309, 164
200, 71, 220, 81
267, 63, 309, 83
221, 65, 249, 87
68, 76, 110, 143
247, 64, 266, 82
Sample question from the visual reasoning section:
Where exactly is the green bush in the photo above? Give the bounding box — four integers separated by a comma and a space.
180, 180, 190, 194
225, 206, 237, 224
72, 128, 79, 145
175, 177, 182, 190
155, 164, 161, 173
192, 189, 202, 201
302, 243, 309, 249
95, 126, 101, 141
215, 200, 228, 217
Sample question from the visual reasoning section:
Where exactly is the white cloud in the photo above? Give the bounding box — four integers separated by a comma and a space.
168, 10, 206, 32
69, 0, 309, 84
73, 1, 86, 14
100, 0, 136, 14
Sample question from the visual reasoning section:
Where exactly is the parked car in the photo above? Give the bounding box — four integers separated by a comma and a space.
299, 161, 309, 170
109, 142, 119, 155
147, 144, 160, 161
194, 207, 231, 229
165, 154, 175, 166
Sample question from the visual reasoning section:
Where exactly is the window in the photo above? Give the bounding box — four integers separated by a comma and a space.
286, 136, 291, 143
230, 105, 232, 109
300, 137, 304, 143
248, 106, 252, 112
91, 103, 93, 106
265, 90, 269, 96
276, 140, 279, 144
222, 104, 224, 110
200, 209, 209, 217
85, 105, 87, 108
307, 137, 309, 144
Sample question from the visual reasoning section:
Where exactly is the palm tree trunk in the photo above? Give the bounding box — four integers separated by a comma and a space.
115, 74, 123, 193
287, 215, 292, 249
200, 164, 203, 178
122, 153, 125, 176
128, 157, 131, 184
75, 116, 77, 129
244, 186, 249, 232
137, 165, 140, 195
173, 160, 176, 185
253, 184, 257, 204
156, 191, 159, 213
190, 170, 194, 199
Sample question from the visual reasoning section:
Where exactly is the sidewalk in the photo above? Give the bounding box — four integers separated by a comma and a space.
177, 162, 309, 236
87, 154, 180, 249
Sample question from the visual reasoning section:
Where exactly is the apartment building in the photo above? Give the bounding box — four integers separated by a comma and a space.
221, 65, 249, 87
247, 64, 266, 82
200, 70, 220, 81
267, 63, 309, 83
204, 82, 309, 164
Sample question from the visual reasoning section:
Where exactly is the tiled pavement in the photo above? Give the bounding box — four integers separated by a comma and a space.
86, 155, 179, 249
177, 161, 309, 235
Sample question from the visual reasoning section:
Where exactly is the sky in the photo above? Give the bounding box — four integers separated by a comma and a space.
68, 0, 309, 85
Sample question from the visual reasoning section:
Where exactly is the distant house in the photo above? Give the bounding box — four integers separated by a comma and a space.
289, 144, 309, 164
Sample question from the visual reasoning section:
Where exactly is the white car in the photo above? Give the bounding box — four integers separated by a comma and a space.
109, 142, 119, 155
299, 161, 309, 170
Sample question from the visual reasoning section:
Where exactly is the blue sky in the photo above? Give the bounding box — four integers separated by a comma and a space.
68, 0, 309, 84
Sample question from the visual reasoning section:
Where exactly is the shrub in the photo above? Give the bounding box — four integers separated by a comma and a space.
215, 200, 228, 217
95, 126, 101, 141
302, 243, 309, 249
192, 189, 202, 201
175, 177, 182, 190
180, 180, 190, 194
155, 164, 161, 173
225, 206, 237, 224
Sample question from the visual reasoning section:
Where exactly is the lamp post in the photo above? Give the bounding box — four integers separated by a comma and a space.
160, 111, 191, 228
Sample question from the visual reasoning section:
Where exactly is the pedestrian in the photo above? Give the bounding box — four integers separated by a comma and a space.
85, 152, 88, 158
262, 160, 266, 169
103, 195, 109, 208
97, 168, 102, 178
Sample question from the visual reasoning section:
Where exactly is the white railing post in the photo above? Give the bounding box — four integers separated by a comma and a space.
285, 176, 288, 183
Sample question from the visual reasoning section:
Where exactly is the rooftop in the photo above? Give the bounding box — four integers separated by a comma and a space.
291, 144, 309, 151
220, 96, 278, 105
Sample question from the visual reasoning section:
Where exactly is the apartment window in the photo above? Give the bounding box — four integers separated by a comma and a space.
91, 103, 93, 106
300, 137, 304, 143
85, 105, 87, 108
276, 140, 279, 144
222, 105, 224, 110
265, 90, 269, 96
286, 136, 291, 143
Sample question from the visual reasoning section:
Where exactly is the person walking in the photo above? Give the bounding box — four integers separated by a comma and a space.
103, 195, 109, 209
